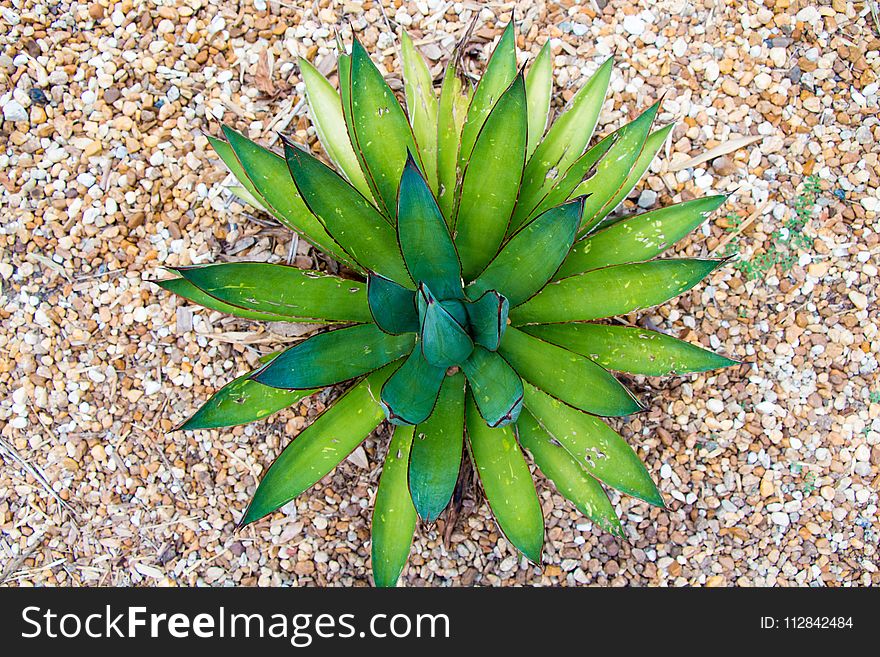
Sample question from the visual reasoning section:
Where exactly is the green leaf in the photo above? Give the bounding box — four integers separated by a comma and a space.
227, 184, 266, 211
458, 22, 517, 166
554, 102, 659, 235
418, 284, 474, 368
523, 383, 664, 507
524, 41, 553, 159
242, 365, 395, 524
436, 60, 473, 223
172, 263, 372, 323
596, 124, 676, 231
179, 356, 315, 431
510, 130, 616, 233
252, 323, 415, 390
454, 73, 528, 280
461, 346, 523, 427
516, 409, 623, 537
469, 198, 584, 306
401, 31, 439, 192
464, 289, 509, 351
348, 38, 421, 217
511, 259, 724, 325
372, 424, 418, 587
576, 121, 675, 235
299, 57, 374, 199
465, 394, 543, 562
338, 50, 354, 134
409, 372, 465, 521
367, 273, 419, 335
397, 156, 462, 300
499, 327, 642, 417
220, 126, 356, 269
283, 139, 412, 285
515, 57, 613, 223
154, 277, 297, 323
559, 195, 727, 277
380, 348, 446, 426
523, 323, 738, 376
208, 135, 267, 210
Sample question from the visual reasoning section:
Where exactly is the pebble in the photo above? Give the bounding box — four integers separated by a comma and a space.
672, 38, 687, 57
769, 47, 787, 68
705, 60, 720, 82
637, 189, 657, 208
849, 291, 868, 310
2, 99, 28, 122
754, 72, 772, 90
795, 6, 820, 22
770, 512, 790, 527
622, 16, 646, 37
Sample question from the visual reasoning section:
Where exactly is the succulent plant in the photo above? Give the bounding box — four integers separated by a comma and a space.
157, 22, 737, 586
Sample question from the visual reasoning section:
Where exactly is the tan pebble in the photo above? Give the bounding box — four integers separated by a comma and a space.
30, 106, 47, 124
848, 291, 868, 310
88, 3, 103, 19
760, 478, 774, 498
803, 96, 821, 112
90, 444, 107, 462
143, 56, 157, 73
706, 575, 725, 587
712, 155, 737, 176
807, 262, 829, 277
721, 79, 739, 96
157, 6, 178, 20
83, 140, 102, 157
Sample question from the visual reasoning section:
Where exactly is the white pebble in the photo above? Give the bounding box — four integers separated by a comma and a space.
637, 189, 657, 208
12, 386, 27, 405
770, 512, 790, 527
622, 16, 645, 37
2, 99, 28, 122
77, 172, 97, 187
706, 399, 724, 414
705, 60, 720, 83
769, 47, 787, 68
754, 72, 772, 90
672, 38, 687, 57
795, 6, 819, 22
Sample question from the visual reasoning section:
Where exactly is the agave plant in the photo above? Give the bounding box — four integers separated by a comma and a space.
157, 23, 737, 586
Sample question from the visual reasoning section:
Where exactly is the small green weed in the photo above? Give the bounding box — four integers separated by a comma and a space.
802, 471, 817, 495
721, 175, 822, 280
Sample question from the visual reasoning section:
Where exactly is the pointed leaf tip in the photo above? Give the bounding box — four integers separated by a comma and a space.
380, 348, 446, 426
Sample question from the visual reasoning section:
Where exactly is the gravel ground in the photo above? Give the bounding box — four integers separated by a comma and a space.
1, 0, 878, 587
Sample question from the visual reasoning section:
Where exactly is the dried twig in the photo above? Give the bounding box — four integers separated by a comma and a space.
710, 200, 770, 256
667, 135, 763, 172
0, 437, 78, 519
0, 532, 48, 584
